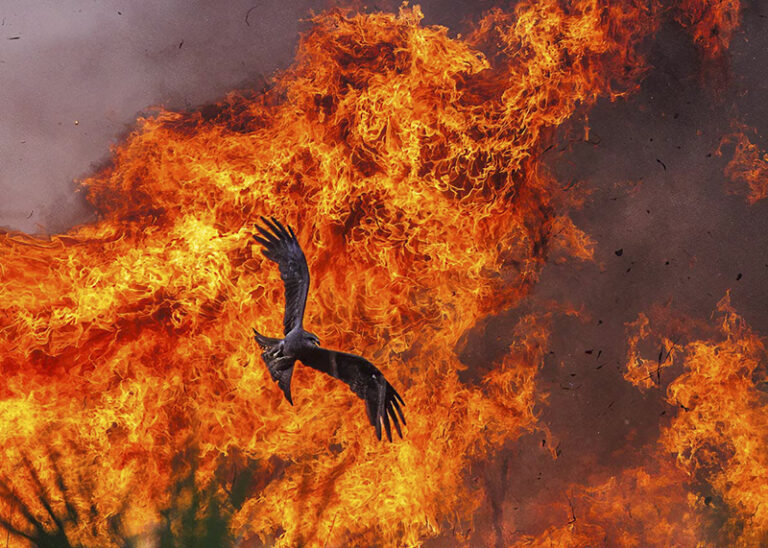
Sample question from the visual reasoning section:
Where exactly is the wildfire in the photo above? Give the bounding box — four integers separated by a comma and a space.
622, 295, 768, 546
517, 461, 702, 547
0, 0, 759, 546
675, 0, 741, 59
718, 123, 768, 204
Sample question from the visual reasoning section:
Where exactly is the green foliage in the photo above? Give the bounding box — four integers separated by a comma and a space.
0, 447, 260, 548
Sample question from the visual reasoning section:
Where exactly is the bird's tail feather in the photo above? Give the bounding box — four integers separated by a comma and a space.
276, 366, 295, 405
252, 328, 295, 405
252, 328, 281, 350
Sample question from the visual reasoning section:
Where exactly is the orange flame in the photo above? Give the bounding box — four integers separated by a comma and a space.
0, 1, 751, 546
623, 295, 768, 545
718, 123, 768, 204
517, 461, 702, 546
675, 0, 741, 59
515, 294, 767, 546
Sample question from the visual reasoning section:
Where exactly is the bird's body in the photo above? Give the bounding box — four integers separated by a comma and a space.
252, 217, 405, 441
282, 326, 318, 358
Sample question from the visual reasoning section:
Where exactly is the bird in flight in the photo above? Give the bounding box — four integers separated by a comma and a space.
251, 217, 406, 441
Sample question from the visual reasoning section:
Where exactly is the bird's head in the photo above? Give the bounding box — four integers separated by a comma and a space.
304, 331, 320, 347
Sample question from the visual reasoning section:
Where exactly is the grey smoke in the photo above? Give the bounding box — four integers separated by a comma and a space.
0, 0, 324, 233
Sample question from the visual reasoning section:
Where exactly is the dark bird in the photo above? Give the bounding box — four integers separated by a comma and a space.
251, 217, 406, 441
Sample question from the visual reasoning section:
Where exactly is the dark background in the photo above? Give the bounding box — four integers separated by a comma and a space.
2, 0, 766, 542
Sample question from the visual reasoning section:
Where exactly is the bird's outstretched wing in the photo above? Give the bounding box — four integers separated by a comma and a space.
301, 346, 406, 441
253, 217, 310, 335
